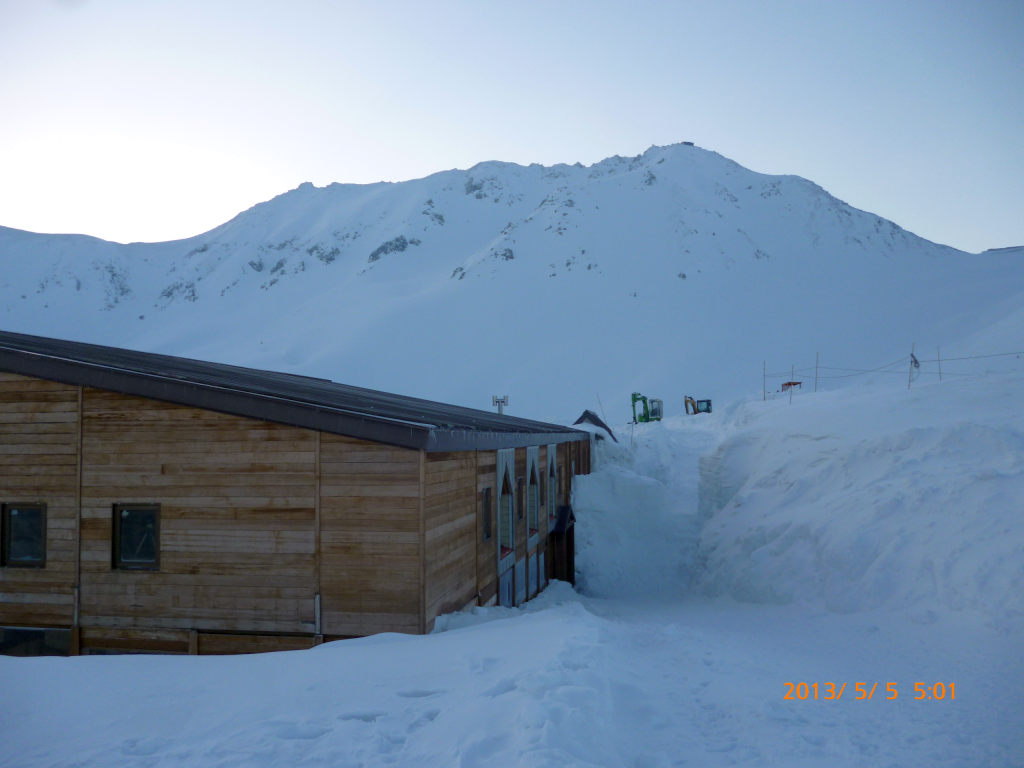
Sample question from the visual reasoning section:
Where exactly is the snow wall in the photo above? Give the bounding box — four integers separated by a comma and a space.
572, 376, 1024, 625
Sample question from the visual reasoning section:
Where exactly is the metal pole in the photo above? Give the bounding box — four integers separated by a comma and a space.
814, 352, 819, 393
763, 361, 766, 401
907, 344, 915, 389
789, 365, 794, 404
937, 347, 942, 381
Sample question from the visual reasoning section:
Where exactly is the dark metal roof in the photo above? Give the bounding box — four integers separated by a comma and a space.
0, 330, 589, 452
573, 409, 618, 442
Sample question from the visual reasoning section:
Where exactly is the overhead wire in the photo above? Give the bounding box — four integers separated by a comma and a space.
764, 348, 1023, 383
766, 355, 909, 379
915, 350, 1024, 363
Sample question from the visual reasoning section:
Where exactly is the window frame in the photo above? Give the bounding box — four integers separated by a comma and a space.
547, 446, 558, 521
527, 468, 539, 536
112, 504, 161, 571
481, 487, 492, 541
496, 448, 516, 573
498, 472, 514, 559
1, 503, 47, 568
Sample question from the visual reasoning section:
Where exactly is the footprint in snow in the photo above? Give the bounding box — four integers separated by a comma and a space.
338, 711, 389, 723
466, 656, 500, 674
119, 738, 171, 756
264, 721, 332, 740
482, 677, 518, 698
406, 708, 441, 733
458, 734, 510, 767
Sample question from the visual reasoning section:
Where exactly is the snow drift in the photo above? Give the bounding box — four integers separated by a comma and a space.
573, 375, 1024, 626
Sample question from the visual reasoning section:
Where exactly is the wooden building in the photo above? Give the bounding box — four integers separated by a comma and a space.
0, 331, 591, 656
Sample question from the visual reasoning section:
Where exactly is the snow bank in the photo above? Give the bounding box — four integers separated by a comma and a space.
431, 580, 582, 633
572, 376, 1024, 624
1, 598, 635, 768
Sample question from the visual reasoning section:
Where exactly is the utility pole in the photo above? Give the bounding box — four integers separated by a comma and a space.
492, 395, 508, 415
907, 344, 915, 389
814, 352, 819, 393
763, 361, 766, 402
789, 364, 794, 405
937, 347, 942, 381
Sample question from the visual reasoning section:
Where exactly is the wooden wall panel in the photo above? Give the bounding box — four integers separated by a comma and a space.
0, 369, 591, 650
319, 433, 421, 636
423, 451, 477, 630
539, 445, 550, 539
0, 373, 78, 628
79, 389, 317, 635
197, 632, 315, 655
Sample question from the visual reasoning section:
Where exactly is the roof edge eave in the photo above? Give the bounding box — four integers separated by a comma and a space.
425, 429, 589, 452
0, 348, 432, 451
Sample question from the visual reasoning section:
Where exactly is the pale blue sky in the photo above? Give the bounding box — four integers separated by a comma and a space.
1, 0, 1021, 251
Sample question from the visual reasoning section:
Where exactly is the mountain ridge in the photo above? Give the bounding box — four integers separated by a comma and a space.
1, 142, 1020, 422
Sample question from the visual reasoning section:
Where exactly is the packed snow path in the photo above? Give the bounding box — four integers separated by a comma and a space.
2, 376, 1023, 767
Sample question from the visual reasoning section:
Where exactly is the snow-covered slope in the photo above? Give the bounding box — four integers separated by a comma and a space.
1, 143, 1022, 422
0, 141, 1019, 423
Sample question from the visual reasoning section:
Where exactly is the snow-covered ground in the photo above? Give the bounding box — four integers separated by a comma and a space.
3, 374, 1021, 767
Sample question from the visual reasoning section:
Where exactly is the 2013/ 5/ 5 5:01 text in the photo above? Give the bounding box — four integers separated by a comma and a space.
783, 683, 956, 700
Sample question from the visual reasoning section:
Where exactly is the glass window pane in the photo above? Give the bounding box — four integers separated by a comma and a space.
8, 507, 44, 562
120, 509, 158, 564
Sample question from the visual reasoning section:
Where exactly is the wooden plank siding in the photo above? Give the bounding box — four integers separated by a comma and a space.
538, 443, 550, 549
0, 373, 79, 628
0, 369, 590, 653
78, 389, 318, 645
318, 433, 421, 637
423, 451, 477, 631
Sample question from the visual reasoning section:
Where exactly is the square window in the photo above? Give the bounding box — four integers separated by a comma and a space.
2, 504, 46, 567
113, 505, 160, 570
